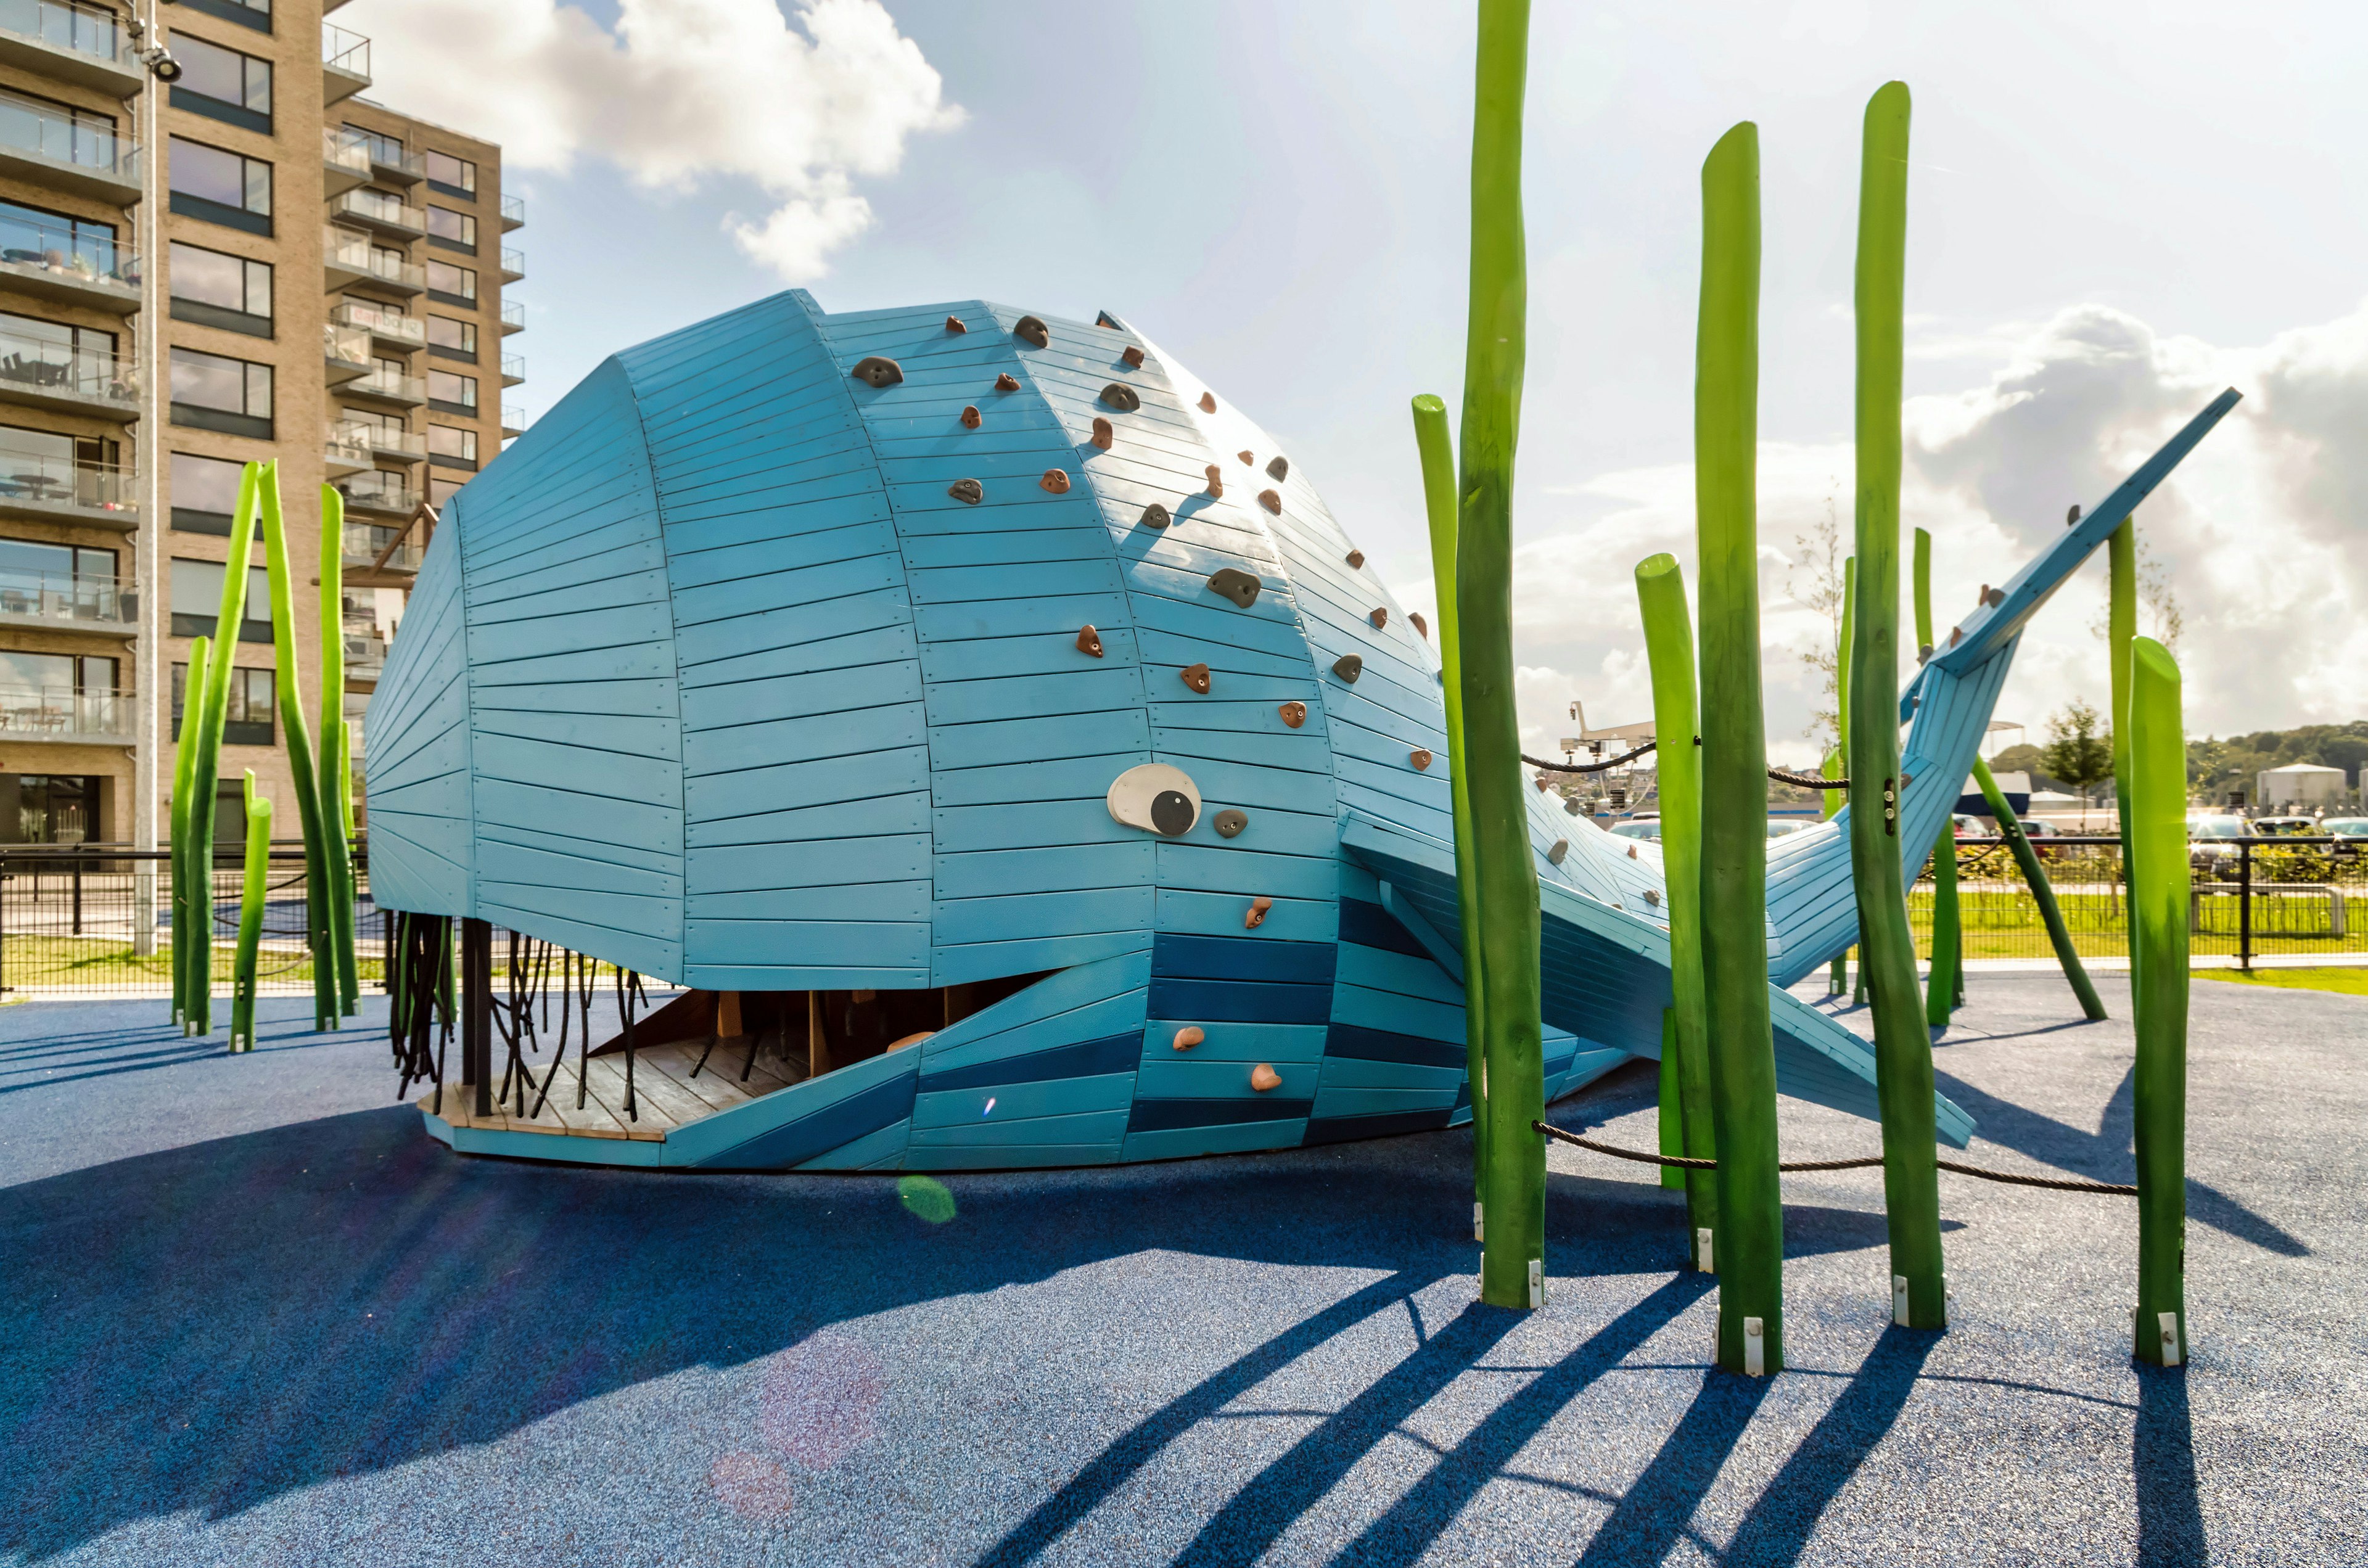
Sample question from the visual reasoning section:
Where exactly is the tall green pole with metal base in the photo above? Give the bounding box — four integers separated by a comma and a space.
1412, 393, 1490, 1239
1970, 755, 2108, 1019
2127, 635, 2189, 1366
229, 771, 269, 1054
170, 636, 210, 1028
1915, 528, 1961, 1025
318, 485, 359, 1016
1456, 0, 1543, 1310
1637, 554, 1717, 1266
258, 464, 336, 1032
183, 464, 263, 1035
1696, 120, 1782, 1374
1847, 80, 1947, 1332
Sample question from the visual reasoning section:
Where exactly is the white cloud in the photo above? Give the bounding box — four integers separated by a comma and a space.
335, 0, 961, 282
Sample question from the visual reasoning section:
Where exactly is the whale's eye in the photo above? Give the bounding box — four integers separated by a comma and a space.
1108, 764, 1202, 837
1151, 791, 1196, 836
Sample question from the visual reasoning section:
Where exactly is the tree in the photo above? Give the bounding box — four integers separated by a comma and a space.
2042, 697, 2115, 825
1786, 495, 1847, 752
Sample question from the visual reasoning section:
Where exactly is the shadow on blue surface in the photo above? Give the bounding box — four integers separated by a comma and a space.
0, 1009, 377, 1096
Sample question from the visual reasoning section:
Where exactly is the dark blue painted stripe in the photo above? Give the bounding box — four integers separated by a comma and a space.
1302, 1108, 1452, 1146
693, 1068, 918, 1170
918, 1032, 1141, 1093
1337, 897, 1429, 961
1127, 1096, 1314, 1132
1325, 1021, 1465, 1071
1152, 932, 1338, 985
1149, 977, 1331, 1025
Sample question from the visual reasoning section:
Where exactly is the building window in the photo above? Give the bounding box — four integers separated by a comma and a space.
178, 0, 271, 35
167, 241, 273, 337
172, 661, 274, 745
426, 205, 476, 252
427, 314, 475, 361
429, 474, 468, 507
169, 557, 271, 643
168, 136, 273, 237
0, 198, 123, 284
428, 424, 477, 468
0, 537, 117, 618
170, 451, 246, 533
169, 35, 273, 133
0, 422, 120, 510
427, 369, 477, 414
0, 774, 102, 845
425, 260, 475, 306
0, 651, 115, 720
0, 86, 121, 174
170, 347, 273, 438
0, 311, 123, 403
424, 149, 475, 199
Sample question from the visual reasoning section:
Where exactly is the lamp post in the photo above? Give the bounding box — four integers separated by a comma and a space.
128, 3, 171, 953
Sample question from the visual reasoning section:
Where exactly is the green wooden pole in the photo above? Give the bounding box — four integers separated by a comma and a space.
1457, 0, 1542, 1310
1412, 392, 1490, 1236
1695, 120, 1782, 1374
1915, 528, 1960, 1026
1848, 80, 1947, 1331
319, 484, 360, 1015
258, 462, 335, 1032
1970, 755, 2108, 1019
2109, 519, 2137, 989
1656, 1012, 1684, 1190
170, 636, 210, 1027
2127, 635, 2189, 1366
231, 772, 270, 1053
1829, 556, 1856, 997
1637, 552, 1717, 1259
186, 464, 263, 1035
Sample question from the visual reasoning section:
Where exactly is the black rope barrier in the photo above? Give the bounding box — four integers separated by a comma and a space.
1534, 1120, 2138, 1195
1521, 741, 1852, 790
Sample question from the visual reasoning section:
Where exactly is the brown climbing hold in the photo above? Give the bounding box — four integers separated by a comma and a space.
1258, 489, 1282, 515
1410, 749, 1433, 771
1092, 416, 1114, 449
1249, 1063, 1282, 1093
1644, 889, 1663, 906
1013, 314, 1050, 348
947, 478, 983, 505
850, 356, 903, 387
1332, 654, 1363, 683
1076, 625, 1104, 658
1100, 382, 1141, 412
1180, 662, 1212, 694
1213, 808, 1248, 838
1139, 502, 1171, 529
1204, 464, 1224, 498
1122, 345, 1145, 367
1198, 392, 1217, 413
945, 315, 968, 334
1982, 586, 2006, 607
960, 404, 982, 429
1266, 455, 1289, 482
1244, 896, 1273, 930
1206, 567, 1260, 608
1172, 1026, 1205, 1052
1948, 626, 1963, 647
1278, 700, 1307, 729
1346, 550, 1365, 569
1534, 774, 1551, 792
1410, 612, 1428, 639
1040, 469, 1071, 495
1237, 449, 1254, 466
1627, 844, 1639, 860
994, 372, 1020, 392
1547, 840, 1569, 865
1368, 607, 1388, 630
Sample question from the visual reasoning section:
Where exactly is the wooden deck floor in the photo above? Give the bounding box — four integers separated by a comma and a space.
418, 1033, 808, 1141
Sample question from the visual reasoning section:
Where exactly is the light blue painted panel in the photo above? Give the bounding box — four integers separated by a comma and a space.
902, 1143, 1124, 1171
932, 932, 1151, 989
908, 1107, 1133, 1148
1133, 1059, 1318, 1100
1121, 1122, 1305, 1162
1154, 889, 1339, 943
794, 1117, 913, 1171
912, 1072, 1135, 1129
1138, 1020, 1328, 1063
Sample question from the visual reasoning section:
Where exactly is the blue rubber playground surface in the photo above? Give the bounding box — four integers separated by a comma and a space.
1, 973, 2359, 1566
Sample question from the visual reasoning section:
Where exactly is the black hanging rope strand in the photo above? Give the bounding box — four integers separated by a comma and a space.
1534, 1120, 2138, 1196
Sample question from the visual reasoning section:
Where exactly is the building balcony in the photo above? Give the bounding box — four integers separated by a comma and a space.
0, 221, 139, 315
0, 0, 144, 96
0, 328, 137, 419
498, 300, 525, 336
0, 567, 132, 634
0, 454, 133, 530
367, 142, 424, 187
343, 633, 386, 683
0, 91, 140, 203
500, 194, 524, 232
322, 23, 370, 105
324, 227, 423, 295
323, 126, 371, 197
324, 422, 373, 478
323, 321, 371, 386
499, 247, 524, 284
331, 299, 424, 352
330, 188, 424, 240
345, 422, 427, 464
500, 353, 524, 388
0, 685, 131, 743
501, 403, 526, 440
342, 367, 426, 408
341, 514, 419, 572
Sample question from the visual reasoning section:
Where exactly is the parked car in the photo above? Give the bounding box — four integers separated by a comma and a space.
1766, 818, 1815, 838
1610, 819, 1662, 842
2324, 818, 2368, 840
2252, 816, 2320, 837
2187, 813, 2248, 874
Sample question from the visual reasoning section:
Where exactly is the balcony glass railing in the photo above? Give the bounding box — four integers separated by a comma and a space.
0, 326, 136, 406
0, 451, 131, 513
500, 247, 524, 278
0, 566, 129, 623
343, 633, 386, 677
0, 88, 136, 180
500, 194, 524, 226
322, 23, 369, 79
0, 211, 136, 292
500, 300, 525, 332
332, 188, 422, 231
342, 516, 419, 563
502, 402, 525, 431
323, 126, 371, 179
331, 300, 424, 346
501, 353, 524, 382
322, 321, 370, 368
325, 226, 424, 290
355, 425, 427, 458
326, 421, 373, 467
0, 684, 129, 738
0, 0, 130, 65
347, 368, 424, 403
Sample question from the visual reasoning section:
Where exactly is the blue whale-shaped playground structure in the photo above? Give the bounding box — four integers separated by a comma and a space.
364, 289, 2235, 1170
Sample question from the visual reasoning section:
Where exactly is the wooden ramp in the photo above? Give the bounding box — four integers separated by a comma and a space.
419, 1033, 808, 1143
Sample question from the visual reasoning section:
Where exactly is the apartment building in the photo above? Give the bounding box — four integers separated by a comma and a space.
0, 0, 518, 851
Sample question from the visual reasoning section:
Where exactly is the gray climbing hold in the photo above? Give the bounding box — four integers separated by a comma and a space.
1644, 889, 1662, 907
1013, 315, 1049, 348
1099, 382, 1141, 412
1206, 568, 1260, 608
1213, 808, 1248, 839
2066, 503, 2081, 526
1332, 654, 1363, 683
1547, 840, 1569, 865
850, 356, 902, 388
947, 478, 982, 505
1564, 796, 1582, 816
1139, 503, 1171, 529
1265, 455, 1289, 482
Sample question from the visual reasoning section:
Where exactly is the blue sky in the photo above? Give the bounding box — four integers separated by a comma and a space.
345, 0, 2368, 760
